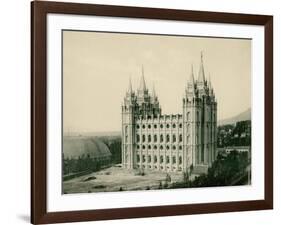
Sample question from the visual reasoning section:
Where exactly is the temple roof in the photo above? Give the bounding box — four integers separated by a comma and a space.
63, 136, 112, 159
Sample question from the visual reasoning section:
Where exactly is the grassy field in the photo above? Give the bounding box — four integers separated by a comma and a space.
63, 165, 183, 194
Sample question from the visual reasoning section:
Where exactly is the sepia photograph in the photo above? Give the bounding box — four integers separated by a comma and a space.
62, 30, 251, 194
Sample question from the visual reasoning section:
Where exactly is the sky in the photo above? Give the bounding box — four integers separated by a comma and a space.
63, 30, 251, 133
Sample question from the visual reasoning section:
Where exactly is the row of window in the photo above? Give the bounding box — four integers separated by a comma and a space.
136, 165, 182, 171
136, 134, 184, 143
136, 154, 183, 164
136, 144, 183, 150
136, 123, 183, 129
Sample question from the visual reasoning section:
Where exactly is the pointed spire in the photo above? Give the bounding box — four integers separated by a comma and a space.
198, 51, 206, 83
208, 73, 214, 96
208, 73, 212, 88
186, 64, 196, 96
189, 64, 195, 85
139, 65, 147, 91
128, 77, 133, 93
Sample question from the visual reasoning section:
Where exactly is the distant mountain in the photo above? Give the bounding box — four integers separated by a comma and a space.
218, 108, 251, 125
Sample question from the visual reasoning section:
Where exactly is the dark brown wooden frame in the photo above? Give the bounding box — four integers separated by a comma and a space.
31, 1, 273, 224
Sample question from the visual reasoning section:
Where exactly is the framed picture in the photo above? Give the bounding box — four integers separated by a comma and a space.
31, 1, 273, 224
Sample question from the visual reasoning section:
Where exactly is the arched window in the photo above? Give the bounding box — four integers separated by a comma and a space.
136, 124, 140, 129
142, 145, 145, 149
172, 124, 176, 128
166, 156, 170, 164
166, 145, 170, 150
148, 135, 151, 142
142, 124, 146, 129
154, 145, 157, 150
160, 155, 164, 163
154, 155, 157, 163
179, 123, 182, 128
136, 134, 140, 142
172, 156, 176, 164
148, 145, 151, 150
148, 124, 151, 129
166, 124, 170, 128
142, 135, 146, 142
160, 124, 163, 129
172, 145, 176, 150
179, 156, 182, 164
166, 134, 170, 143
201, 148, 204, 162
148, 155, 151, 163
187, 112, 190, 121
160, 134, 163, 142
154, 134, 157, 142
137, 145, 140, 149
179, 134, 182, 142
154, 124, 157, 129
142, 155, 146, 162
172, 134, 176, 142
137, 155, 140, 162
160, 145, 163, 150
179, 145, 182, 150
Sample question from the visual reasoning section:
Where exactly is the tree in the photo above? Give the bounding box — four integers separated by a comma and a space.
169, 151, 249, 189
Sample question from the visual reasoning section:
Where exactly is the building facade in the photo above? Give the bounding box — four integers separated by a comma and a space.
121, 54, 217, 173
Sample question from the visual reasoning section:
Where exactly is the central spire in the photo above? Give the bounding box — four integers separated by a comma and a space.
139, 65, 147, 91
198, 51, 206, 83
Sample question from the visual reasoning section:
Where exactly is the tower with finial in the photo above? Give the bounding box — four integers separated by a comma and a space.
183, 52, 217, 172
122, 66, 161, 169
121, 77, 136, 169
122, 54, 217, 173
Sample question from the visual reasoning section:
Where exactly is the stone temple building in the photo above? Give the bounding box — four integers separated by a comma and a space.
121, 54, 217, 174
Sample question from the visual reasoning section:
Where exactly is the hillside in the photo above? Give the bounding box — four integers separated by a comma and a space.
218, 108, 251, 125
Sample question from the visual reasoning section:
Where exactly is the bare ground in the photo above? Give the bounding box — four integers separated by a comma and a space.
63, 165, 183, 194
